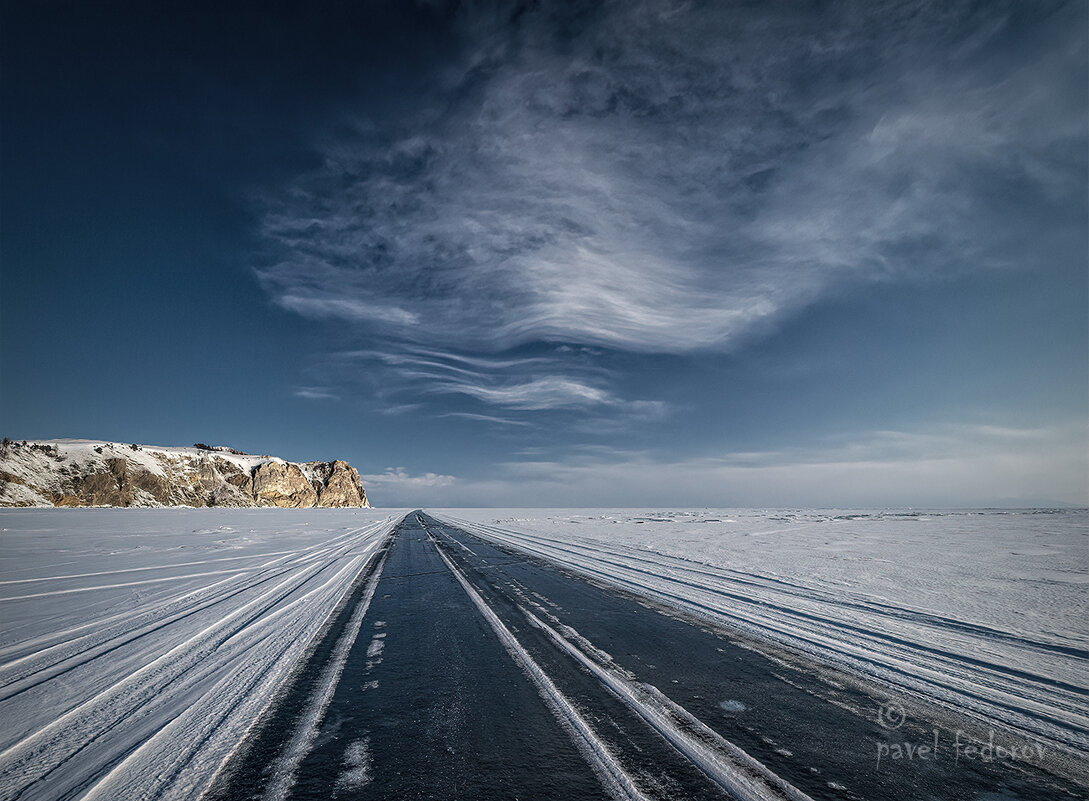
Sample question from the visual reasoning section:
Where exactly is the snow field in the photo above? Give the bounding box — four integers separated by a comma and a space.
0, 508, 402, 801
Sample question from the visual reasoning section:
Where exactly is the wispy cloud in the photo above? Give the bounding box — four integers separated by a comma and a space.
375, 403, 424, 416
333, 346, 633, 412
276, 295, 419, 326
438, 412, 532, 427
255, 0, 1085, 413
293, 386, 338, 401
430, 375, 613, 410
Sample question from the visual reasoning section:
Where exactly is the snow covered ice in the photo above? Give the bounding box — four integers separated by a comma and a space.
437, 508, 1089, 760
1, 506, 1086, 800
0, 508, 401, 801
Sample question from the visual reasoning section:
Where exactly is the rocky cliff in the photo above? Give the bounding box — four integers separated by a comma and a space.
0, 439, 369, 508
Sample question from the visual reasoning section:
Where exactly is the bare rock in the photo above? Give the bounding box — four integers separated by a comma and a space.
252, 461, 318, 508
0, 440, 370, 507
208, 483, 248, 507
77, 468, 133, 506
129, 467, 172, 505
225, 472, 253, 496
311, 460, 369, 507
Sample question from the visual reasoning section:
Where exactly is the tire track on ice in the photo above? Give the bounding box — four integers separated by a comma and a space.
0, 521, 396, 801
424, 521, 649, 801
0, 522, 377, 666
441, 514, 1089, 757
0, 570, 255, 602
452, 518, 1080, 659
0, 551, 296, 587
79, 539, 392, 801
0, 523, 388, 701
427, 518, 815, 801
518, 608, 813, 801
257, 542, 390, 801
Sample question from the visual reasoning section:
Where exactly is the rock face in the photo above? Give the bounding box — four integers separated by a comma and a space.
252, 462, 319, 508
309, 460, 368, 507
0, 440, 371, 508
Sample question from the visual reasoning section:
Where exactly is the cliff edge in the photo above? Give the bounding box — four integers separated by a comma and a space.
0, 439, 370, 508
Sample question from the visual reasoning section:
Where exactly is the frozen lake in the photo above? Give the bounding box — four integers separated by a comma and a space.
1, 507, 1085, 800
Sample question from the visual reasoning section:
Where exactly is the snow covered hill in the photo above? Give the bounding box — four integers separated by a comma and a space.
0, 439, 369, 508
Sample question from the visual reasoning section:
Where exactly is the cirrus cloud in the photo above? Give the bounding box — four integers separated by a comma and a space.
255, 0, 1085, 415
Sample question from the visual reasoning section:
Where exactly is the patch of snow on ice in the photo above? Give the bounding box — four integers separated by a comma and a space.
336, 738, 372, 790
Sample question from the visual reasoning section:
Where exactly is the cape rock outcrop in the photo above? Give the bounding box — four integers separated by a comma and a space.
0, 439, 370, 508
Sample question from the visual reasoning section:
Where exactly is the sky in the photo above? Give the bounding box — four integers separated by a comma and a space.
2, 0, 1086, 508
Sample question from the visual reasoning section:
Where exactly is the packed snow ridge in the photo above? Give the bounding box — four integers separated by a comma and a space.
0, 439, 369, 508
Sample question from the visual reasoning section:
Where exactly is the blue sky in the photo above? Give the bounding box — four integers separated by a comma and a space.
2, 1, 1086, 507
